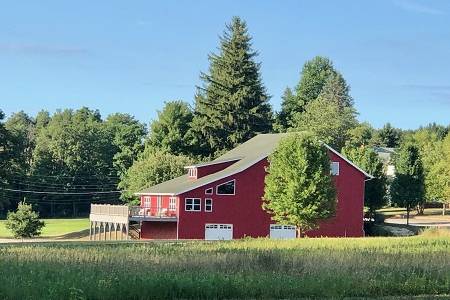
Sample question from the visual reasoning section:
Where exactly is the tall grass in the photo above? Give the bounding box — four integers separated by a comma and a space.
0, 237, 449, 299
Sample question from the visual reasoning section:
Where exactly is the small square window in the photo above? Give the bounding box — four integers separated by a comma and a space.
330, 162, 340, 176
205, 198, 213, 212
185, 198, 201, 211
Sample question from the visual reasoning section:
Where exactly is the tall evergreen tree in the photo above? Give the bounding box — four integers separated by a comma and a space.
374, 123, 401, 148
275, 87, 296, 131
189, 16, 273, 157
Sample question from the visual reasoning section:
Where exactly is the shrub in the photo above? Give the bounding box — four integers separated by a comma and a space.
5, 202, 45, 238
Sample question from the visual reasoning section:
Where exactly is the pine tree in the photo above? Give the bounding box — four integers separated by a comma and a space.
189, 17, 273, 157
275, 87, 296, 131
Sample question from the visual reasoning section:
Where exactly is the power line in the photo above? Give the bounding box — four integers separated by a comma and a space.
0, 187, 122, 195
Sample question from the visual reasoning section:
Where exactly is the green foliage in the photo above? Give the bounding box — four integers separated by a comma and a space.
390, 143, 425, 222
294, 96, 357, 150
427, 134, 450, 205
148, 100, 193, 156
295, 56, 339, 110
0, 237, 449, 299
119, 147, 193, 203
342, 146, 387, 214
404, 129, 444, 202
274, 87, 295, 131
374, 123, 401, 148
346, 122, 376, 148
263, 132, 336, 232
189, 16, 273, 157
5, 202, 45, 238
5, 111, 35, 174
104, 113, 146, 176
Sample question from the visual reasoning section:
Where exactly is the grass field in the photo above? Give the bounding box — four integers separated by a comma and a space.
0, 231, 449, 299
0, 218, 89, 238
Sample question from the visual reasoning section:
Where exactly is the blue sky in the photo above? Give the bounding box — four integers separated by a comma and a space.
1, 0, 450, 129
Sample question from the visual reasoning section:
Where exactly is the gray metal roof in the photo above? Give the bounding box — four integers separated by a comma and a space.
136, 133, 372, 196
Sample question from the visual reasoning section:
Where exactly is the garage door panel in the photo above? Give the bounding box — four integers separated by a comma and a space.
270, 224, 296, 239
205, 224, 233, 240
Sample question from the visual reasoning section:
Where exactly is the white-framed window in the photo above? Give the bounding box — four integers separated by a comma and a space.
143, 196, 151, 207
205, 198, 213, 212
185, 198, 201, 211
216, 179, 235, 195
188, 167, 197, 178
205, 187, 213, 195
169, 197, 177, 211
330, 162, 340, 176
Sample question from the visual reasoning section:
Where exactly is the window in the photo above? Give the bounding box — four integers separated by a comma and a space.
188, 168, 197, 178
216, 179, 235, 195
185, 198, 201, 211
169, 197, 177, 211
205, 187, 213, 195
205, 198, 213, 212
143, 196, 151, 207
330, 162, 340, 176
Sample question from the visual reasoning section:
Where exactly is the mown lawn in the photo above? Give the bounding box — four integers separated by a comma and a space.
0, 234, 449, 299
0, 218, 89, 238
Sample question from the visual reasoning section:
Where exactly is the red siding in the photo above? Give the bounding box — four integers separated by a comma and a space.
141, 150, 366, 240
178, 159, 271, 239
196, 160, 238, 179
141, 222, 177, 239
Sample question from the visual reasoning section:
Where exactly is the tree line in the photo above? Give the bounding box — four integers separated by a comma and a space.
1, 16, 449, 217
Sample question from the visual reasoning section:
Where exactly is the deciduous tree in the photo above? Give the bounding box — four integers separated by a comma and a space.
390, 143, 425, 224
263, 132, 336, 236
148, 101, 193, 156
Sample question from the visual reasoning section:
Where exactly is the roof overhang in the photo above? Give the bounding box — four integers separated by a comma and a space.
184, 157, 241, 169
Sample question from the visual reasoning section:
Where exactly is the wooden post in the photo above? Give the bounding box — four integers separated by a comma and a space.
103, 222, 107, 241
126, 223, 129, 240
109, 223, 112, 240
89, 222, 92, 241
115, 223, 118, 240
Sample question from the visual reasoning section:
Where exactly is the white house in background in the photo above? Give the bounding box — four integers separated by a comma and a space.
373, 146, 396, 177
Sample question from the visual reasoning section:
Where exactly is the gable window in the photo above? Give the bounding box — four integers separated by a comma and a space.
216, 179, 235, 195
185, 198, 201, 211
330, 162, 340, 176
205, 188, 213, 195
169, 197, 177, 211
188, 168, 197, 178
143, 196, 151, 207
205, 198, 213, 212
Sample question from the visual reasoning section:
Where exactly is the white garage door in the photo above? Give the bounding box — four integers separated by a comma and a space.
270, 225, 297, 239
205, 224, 233, 240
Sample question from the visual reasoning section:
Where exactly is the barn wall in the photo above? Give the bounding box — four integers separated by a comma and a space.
306, 151, 365, 237
177, 150, 366, 239
141, 222, 177, 239
196, 160, 238, 179
178, 159, 272, 239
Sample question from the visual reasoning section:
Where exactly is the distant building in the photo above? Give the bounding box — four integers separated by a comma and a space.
373, 146, 396, 177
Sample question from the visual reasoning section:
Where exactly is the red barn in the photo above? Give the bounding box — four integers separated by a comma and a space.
135, 133, 372, 240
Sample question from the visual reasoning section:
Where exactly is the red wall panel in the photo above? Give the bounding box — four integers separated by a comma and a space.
141, 222, 177, 239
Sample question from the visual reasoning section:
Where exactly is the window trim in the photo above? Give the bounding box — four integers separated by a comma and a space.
185, 198, 201, 212
188, 167, 197, 178
330, 162, 340, 176
143, 196, 151, 207
169, 197, 177, 211
216, 179, 236, 195
205, 187, 213, 195
205, 198, 213, 212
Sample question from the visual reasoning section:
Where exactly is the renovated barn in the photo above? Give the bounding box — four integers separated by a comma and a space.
132, 133, 372, 240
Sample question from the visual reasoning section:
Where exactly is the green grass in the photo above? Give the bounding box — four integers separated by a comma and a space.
0, 218, 89, 238
0, 234, 449, 299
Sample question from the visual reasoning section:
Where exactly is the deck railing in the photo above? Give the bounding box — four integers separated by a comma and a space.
129, 206, 177, 218
90, 204, 128, 217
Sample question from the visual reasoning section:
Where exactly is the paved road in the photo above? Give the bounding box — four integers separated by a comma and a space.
385, 215, 450, 227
